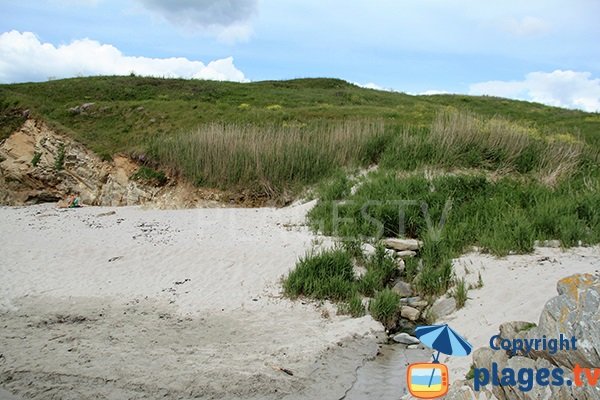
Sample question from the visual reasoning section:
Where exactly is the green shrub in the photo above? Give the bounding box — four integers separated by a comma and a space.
131, 166, 168, 186
54, 144, 65, 171
369, 288, 400, 328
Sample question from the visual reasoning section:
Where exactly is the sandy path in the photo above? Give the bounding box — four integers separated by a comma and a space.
0, 203, 382, 399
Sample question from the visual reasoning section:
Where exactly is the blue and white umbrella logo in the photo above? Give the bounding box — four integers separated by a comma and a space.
415, 324, 473, 363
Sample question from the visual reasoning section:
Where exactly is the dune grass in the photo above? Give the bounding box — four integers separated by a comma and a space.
283, 248, 356, 302
306, 109, 600, 297
369, 289, 401, 329
147, 120, 387, 197
283, 243, 401, 325
380, 110, 586, 185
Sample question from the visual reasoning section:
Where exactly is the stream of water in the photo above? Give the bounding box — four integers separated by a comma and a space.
344, 345, 432, 400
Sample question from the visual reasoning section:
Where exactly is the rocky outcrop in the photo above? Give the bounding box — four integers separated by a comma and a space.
0, 119, 160, 206
447, 273, 600, 400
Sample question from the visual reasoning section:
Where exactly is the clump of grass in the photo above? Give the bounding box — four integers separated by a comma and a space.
149, 120, 386, 198
31, 151, 42, 167
466, 364, 476, 380
131, 166, 167, 186
340, 294, 366, 317
452, 277, 468, 309
469, 271, 484, 289
415, 230, 453, 296
283, 248, 355, 302
54, 144, 65, 171
518, 322, 537, 332
358, 243, 398, 296
369, 288, 401, 329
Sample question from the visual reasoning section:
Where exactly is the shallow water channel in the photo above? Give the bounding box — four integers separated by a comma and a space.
344, 345, 432, 399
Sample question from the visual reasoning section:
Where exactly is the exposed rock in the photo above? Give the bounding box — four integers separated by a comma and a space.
498, 321, 535, 345
392, 332, 420, 345
396, 250, 417, 258
362, 243, 375, 255
445, 381, 479, 400
526, 273, 600, 369
353, 265, 367, 279
533, 239, 561, 248
68, 102, 95, 114
392, 280, 413, 297
401, 306, 420, 321
383, 238, 423, 252
0, 120, 159, 206
430, 296, 457, 319
397, 258, 406, 273
452, 273, 600, 400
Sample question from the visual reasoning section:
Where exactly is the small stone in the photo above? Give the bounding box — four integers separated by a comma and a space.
410, 300, 429, 309
396, 250, 417, 258
534, 239, 561, 248
430, 296, 457, 319
392, 280, 413, 297
401, 306, 420, 321
397, 258, 406, 273
353, 265, 367, 279
362, 243, 376, 257
393, 332, 420, 345
383, 238, 423, 251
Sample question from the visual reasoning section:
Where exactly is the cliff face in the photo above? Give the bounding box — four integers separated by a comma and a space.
0, 119, 161, 206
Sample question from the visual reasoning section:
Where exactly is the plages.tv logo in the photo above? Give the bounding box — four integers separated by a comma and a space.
407, 324, 472, 399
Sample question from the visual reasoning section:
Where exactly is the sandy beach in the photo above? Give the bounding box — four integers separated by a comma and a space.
2, 202, 599, 399
0, 203, 383, 399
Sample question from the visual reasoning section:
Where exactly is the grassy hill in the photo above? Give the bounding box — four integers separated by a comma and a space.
1, 76, 599, 196
2, 76, 599, 151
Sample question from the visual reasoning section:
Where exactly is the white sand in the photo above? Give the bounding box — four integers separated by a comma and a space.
3, 202, 599, 398
439, 246, 600, 381
0, 203, 382, 399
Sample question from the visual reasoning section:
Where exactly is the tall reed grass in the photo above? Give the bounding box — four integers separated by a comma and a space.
382, 109, 585, 185
148, 120, 386, 197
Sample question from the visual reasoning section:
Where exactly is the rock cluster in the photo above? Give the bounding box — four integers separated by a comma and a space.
446, 273, 600, 400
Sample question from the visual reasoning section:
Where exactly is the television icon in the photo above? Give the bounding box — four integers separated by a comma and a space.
406, 362, 449, 399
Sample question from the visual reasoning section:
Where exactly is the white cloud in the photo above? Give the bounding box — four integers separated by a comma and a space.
355, 82, 386, 91
0, 31, 248, 83
469, 70, 600, 112
137, 0, 257, 42
419, 90, 450, 96
500, 16, 551, 37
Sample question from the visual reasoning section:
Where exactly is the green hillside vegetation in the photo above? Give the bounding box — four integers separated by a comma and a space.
1, 76, 599, 325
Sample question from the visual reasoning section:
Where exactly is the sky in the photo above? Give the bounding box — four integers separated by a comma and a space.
1, 0, 599, 111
